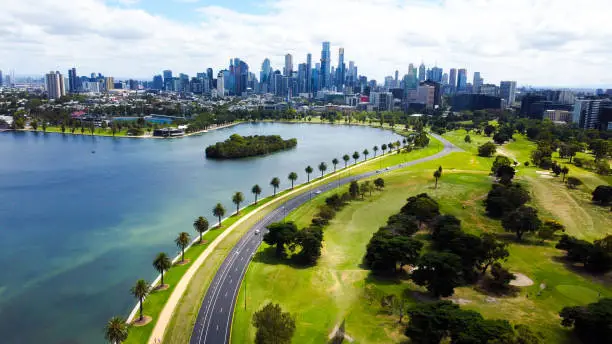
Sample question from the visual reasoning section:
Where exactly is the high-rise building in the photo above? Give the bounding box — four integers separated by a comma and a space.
370, 91, 393, 111
499, 81, 517, 107
442, 73, 449, 85
217, 71, 225, 97
68, 68, 79, 93
207, 68, 214, 90
105, 77, 115, 91
152, 75, 163, 90
0, 70, 3, 86
261, 58, 271, 85
45, 71, 66, 100
449, 68, 457, 89
457, 69, 467, 92
573, 99, 603, 129
418, 63, 426, 82
306, 53, 312, 94
430, 67, 443, 83
408, 63, 416, 78
320, 42, 331, 89
284, 54, 293, 77
336, 48, 346, 88
473, 72, 483, 93
163, 70, 173, 91
231, 58, 249, 96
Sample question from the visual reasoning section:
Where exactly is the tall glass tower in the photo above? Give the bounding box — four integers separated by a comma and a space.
320, 42, 331, 89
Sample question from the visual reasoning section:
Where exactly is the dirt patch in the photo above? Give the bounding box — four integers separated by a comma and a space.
450, 298, 472, 305
328, 322, 354, 342
154, 284, 169, 291
174, 259, 191, 266
510, 273, 534, 287
132, 315, 152, 327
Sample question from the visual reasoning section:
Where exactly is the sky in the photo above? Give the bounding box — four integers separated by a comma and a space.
0, 0, 611, 88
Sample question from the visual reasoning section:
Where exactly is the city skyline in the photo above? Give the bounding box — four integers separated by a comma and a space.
1, 0, 611, 88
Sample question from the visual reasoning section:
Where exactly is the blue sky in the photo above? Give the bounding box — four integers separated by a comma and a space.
1, 0, 612, 87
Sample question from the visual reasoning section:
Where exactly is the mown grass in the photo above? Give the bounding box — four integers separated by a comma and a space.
28, 126, 136, 137
230, 135, 612, 343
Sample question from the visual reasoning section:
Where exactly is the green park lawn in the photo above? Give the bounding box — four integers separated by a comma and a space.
28, 126, 133, 137
231, 131, 612, 344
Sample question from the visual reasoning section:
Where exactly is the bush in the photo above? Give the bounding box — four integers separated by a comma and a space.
592, 185, 612, 205
560, 298, 612, 344
595, 161, 611, 175
573, 157, 584, 167
566, 176, 582, 189
478, 142, 497, 157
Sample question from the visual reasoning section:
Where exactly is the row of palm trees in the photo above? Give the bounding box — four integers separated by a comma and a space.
104, 139, 409, 343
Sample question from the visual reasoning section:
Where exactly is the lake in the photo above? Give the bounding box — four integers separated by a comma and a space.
0, 122, 402, 343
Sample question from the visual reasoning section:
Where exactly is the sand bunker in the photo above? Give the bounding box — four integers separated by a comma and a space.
510, 273, 534, 287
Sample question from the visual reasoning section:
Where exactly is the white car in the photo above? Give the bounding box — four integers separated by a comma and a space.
254, 229, 260, 235
315, 190, 322, 195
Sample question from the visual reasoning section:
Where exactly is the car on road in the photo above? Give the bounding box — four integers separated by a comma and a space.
385, 167, 390, 170
376, 170, 380, 173
254, 229, 260, 235
315, 190, 322, 195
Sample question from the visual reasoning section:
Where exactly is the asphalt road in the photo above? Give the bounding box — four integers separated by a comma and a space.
189, 133, 459, 344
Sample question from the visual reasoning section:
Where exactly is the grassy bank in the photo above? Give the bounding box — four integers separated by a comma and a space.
231, 131, 612, 343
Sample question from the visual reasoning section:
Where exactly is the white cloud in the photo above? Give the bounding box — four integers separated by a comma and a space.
0, 0, 610, 87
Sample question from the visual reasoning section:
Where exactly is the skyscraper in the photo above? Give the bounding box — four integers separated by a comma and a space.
457, 69, 467, 91
207, 68, 214, 90
394, 70, 399, 87
217, 71, 225, 97
449, 68, 457, 89
152, 75, 163, 90
68, 68, 79, 93
442, 73, 449, 85
306, 53, 312, 94
284, 54, 293, 77
320, 41, 331, 89
336, 48, 345, 88
430, 67, 443, 83
232, 58, 249, 96
473, 72, 483, 93
499, 81, 517, 107
418, 63, 426, 82
163, 70, 173, 91
261, 58, 271, 84
45, 71, 66, 100
0, 70, 3, 86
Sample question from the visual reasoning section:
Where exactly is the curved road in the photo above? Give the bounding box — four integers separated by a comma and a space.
189, 133, 459, 344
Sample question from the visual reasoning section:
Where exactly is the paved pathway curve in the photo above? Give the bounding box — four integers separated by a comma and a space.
188, 133, 460, 344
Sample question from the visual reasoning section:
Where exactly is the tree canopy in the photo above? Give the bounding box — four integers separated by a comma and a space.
205, 134, 297, 159
252, 303, 296, 344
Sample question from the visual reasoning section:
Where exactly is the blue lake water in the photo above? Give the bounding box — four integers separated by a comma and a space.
0, 122, 402, 343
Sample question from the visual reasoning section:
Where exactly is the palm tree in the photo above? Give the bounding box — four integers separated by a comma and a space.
388, 142, 394, 151
373, 146, 379, 157
130, 279, 150, 322
305, 166, 313, 182
152, 253, 171, 286
332, 158, 339, 172
175, 232, 191, 263
270, 177, 280, 196
342, 155, 350, 168
433, 169, 442, 189
252, 184, 262, 204
105, 316, 129, 343
288, 172, 298, 189
232, 192, 244, 214
318, 162, 327, 177
352, 151, 360, 165
381, 144, 387, 155
193, 216, 209, 243
402, 138, 407, 146
212, 203, 226, 227
363, 149, 369, 161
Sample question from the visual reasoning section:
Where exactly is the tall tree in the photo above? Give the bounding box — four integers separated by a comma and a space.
263, 222, 298, 257
175, 232, 191, 262
373, 145, 379, 157
305, 166, 313, 182
478, 233, 509, 274
252, 184, 262, 204
412, 252, 464, 297
212, 203, 226, 227
232, 192, 244, 214
433, 169, 442, 189
288, 172, 298, 189
270, 177, 281, 196
331, 158, 339, 172
252, 303, 296, 344
381, 143, 388, 155
363, 149, 369, 161
342, 155, 350, 168
352, 151, 360, 165
318, 162, 327, 177
130, 279, 150, 322
502, 206, 542, 240
561, 166, 570, 182
374, 177, 385, 190
105, 316, 129, 344
193, 216, 209, 243
152, 252, 171, 286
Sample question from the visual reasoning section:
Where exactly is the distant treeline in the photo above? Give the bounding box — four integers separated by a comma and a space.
205, 134, 297, 159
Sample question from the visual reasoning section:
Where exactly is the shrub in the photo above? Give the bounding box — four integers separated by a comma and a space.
478, 142, 497, 157
592, 185, 612, 205
566, 176, 582, 189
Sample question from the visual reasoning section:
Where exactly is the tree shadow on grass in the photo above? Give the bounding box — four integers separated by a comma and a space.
252, 246, 312, 270
490, 232, 550, 247
364, 270, 410, 286
551, 255, 612, 285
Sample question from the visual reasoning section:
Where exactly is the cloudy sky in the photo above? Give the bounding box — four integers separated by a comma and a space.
0, 0, 610, 87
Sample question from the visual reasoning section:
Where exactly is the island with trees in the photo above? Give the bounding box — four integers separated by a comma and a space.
205, 134, 297, 159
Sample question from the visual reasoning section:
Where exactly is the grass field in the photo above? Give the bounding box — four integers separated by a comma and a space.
230, 130, 612, 344
28, 126, 135, 137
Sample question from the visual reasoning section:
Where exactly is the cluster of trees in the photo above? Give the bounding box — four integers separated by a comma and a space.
365, 193, 512, 297
252, 303, 296, 344
560, 298, 612, 344
205, 134, 298, 159
478, 141, 497, 157
556, 234, 612, 273
405, 301, 542, 344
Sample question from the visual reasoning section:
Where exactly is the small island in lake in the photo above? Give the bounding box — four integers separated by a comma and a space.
205, 134, 298, 159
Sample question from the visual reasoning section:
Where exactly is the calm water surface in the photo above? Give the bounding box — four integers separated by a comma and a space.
0, 122, 401, 343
